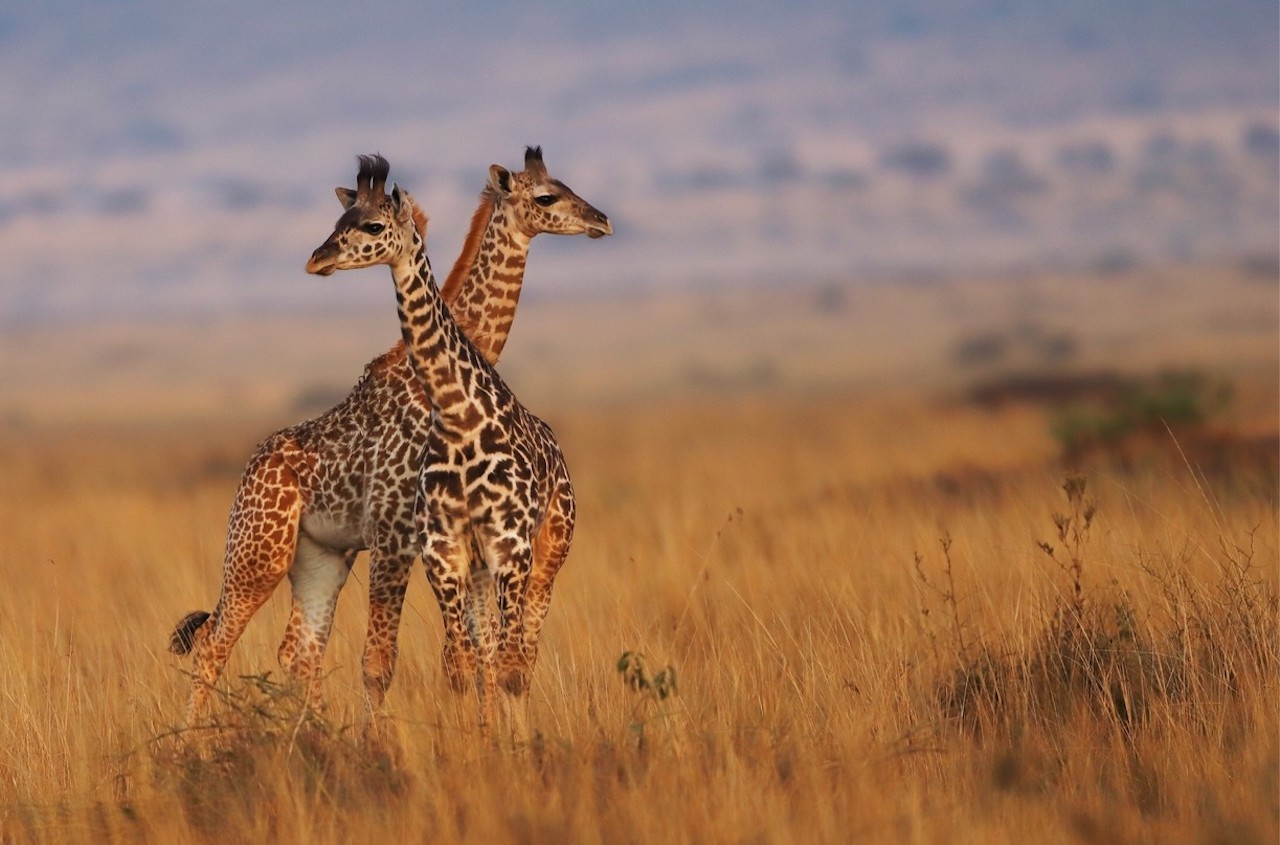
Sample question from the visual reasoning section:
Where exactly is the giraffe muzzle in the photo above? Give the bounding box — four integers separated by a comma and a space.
306, 243, 340, 276
586, 213, 613, 239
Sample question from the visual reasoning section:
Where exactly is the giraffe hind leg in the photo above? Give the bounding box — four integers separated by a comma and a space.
185, 574, 289, 726
182, 451, 303, 726
280, 536, 350, 711
277, 547, 355, 673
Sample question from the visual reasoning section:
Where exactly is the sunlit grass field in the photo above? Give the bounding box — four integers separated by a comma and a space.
1, 387, 1275, 843
0, 266, 1276, 842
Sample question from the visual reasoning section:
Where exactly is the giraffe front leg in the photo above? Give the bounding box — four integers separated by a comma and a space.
477, 528, 536, 745
420, 497, 491, 727
482, 530, 535, 699
432, 547, 490, 696
361, 547, 413, 719
522, 485, 575, 677
431, 551, 479, 696
462, 539, 498, 692
465, 555, 500, 734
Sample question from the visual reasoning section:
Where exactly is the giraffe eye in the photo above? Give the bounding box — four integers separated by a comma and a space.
534, 194, 558, 207
362, 222, 386, 235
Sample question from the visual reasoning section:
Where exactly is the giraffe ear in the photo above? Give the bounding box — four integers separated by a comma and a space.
335, 186, 357, 209
488, 165, 512, 196
390, 183, 414, 222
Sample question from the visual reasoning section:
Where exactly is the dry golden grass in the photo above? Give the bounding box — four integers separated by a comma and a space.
1, 263, 1276, 842
0, 377, 1275, 843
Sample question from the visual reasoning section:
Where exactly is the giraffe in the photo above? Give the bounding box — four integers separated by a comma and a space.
305, 154, 576, 729
169, 148, 610, 726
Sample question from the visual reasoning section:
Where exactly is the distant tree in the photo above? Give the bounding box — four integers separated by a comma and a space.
1240, 254, 1279, 280
97, 188, 150, 216
1142, 132, 1180, 162
822, 168, 869, 190
978, 149, 1047, 195
961, 148, 1048, 220
758, 150, 803, 184
1056, 141, 1115, 177
683, 166, 736, 190
812, 283, 848, 314
879, 141, 952, 180
1242, 122, 1280, 159
1091, 248, 1139, 276
1121, 80, 1164, 113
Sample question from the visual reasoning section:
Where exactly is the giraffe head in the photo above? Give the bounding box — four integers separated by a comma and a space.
306, 154, 426, 276
487, 146, 612, 240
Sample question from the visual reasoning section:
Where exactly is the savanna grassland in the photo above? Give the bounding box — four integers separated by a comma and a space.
0, 265, 1276, 843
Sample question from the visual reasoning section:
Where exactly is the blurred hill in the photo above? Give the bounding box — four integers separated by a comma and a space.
0, 1, 1275, 323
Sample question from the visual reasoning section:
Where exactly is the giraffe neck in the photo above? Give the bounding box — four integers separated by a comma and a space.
390, 224, 498, 434
439, 195, 531, 366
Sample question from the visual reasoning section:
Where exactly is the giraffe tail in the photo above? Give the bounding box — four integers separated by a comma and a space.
168, 610, 211, 656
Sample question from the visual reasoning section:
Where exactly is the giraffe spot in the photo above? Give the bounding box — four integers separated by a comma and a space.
466, 459, 493, 485
479, 423, 505, 453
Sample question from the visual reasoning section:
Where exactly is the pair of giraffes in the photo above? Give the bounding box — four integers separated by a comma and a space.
169, 148, 612, 731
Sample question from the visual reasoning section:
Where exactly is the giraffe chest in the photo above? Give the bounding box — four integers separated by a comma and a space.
420, 417, 563, 532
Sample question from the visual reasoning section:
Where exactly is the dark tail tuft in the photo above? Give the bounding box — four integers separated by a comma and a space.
169, 611, 211, 656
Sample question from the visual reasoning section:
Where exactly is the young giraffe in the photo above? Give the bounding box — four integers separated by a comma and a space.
170, 148, 610, 725
306, 154, 576, 726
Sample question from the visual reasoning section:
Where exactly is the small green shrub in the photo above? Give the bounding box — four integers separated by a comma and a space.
616, 651, 678, 742
144, 673, 406, 833
920, 475, 1276, 741
1051, 369, 1233, 463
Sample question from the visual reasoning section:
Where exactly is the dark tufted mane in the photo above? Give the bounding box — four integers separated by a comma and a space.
523, 146, 546, 178
356, 153, 391, 202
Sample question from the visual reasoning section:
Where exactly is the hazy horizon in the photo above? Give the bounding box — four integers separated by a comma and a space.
1, 1, 1276, 324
